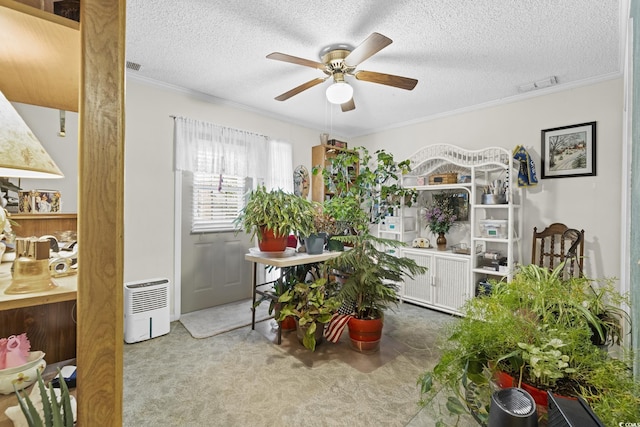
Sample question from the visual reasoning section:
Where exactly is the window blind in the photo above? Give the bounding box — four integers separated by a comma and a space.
192, 172, 245, 233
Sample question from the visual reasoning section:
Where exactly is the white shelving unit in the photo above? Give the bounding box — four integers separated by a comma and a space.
383, 144, 522, 315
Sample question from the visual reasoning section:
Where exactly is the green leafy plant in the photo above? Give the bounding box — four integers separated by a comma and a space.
255, 262, 323, 316
517, 337, 577, 388
313, 147, 417, 233
277, 278, 340, 351
417, 263, 638, 426
312, 146, 426, 321
321, 196, 366, 237
234, 185, 316, 241
14, 368, 74, 427
327, 232, 426, 319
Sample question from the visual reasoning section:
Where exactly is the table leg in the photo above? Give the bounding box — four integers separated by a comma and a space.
275, 268, 285, 345
251, 261, 257, 330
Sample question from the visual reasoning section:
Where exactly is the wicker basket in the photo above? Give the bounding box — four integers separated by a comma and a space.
428, 172, 458, 185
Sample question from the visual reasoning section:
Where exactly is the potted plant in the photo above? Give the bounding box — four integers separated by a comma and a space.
13, 368, 74, 427
417, 263, 639, 426
254, 262, 323, 332
276, 278, 340, 351
326, 232, 427, 352
424, 193, 458, 250
314, 147, 417, 232
317, 146, 427, 352
300, 202, 332, 255
234, 185, 316, 251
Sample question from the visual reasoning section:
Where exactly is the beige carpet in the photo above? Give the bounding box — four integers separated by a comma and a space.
179, 298, 271, 338
124, 302, 475, 427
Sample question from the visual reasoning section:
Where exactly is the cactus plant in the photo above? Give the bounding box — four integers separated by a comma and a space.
14, 368, 74, 427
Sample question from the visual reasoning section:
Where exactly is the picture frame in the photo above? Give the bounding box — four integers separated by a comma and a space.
541, 121, 596, 179
451, 192, 469, 221
432, 191, 469, 222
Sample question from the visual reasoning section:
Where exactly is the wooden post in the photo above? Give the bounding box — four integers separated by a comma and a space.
77, 0, 125, 424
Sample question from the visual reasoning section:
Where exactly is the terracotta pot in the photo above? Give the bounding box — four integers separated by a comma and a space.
280, 316, 296, 331
495, 370, 549, 408
347, 317, 383, 353
258, 227, 288, 252
494, 370, 577, 415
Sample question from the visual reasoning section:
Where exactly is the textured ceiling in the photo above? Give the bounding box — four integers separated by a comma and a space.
126, 0, 623, 138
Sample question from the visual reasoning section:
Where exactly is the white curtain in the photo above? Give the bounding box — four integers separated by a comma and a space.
173, 117, 295, 284
174, 117, 268, 185
266, 139, 294, 192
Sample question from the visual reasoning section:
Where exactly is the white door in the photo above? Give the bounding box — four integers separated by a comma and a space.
180, 172, 253, 314
401, 250, 433, 305
432, 254, 470, 314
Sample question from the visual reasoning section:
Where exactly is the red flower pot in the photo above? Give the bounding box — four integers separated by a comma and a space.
347, 317, 383, 353
494, 370, 577, 417
258, 227, 288, 252
280, 316, 296, 331
495, 371, 549, 408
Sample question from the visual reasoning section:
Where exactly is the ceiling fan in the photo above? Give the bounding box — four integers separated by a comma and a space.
266, 32, 418, 112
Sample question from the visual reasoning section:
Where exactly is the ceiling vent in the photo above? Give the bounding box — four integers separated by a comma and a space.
126, 61, 142, 71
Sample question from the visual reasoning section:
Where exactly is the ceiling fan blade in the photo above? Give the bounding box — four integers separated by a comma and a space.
355, 70, 418, 90
344, 32, 392, 67
341, 98, 355, 112
274, 77, 326, 101
266, 52, 326, 70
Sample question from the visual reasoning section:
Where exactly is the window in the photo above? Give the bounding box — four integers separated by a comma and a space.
174, 117, 292, 234
191, 172, 246, 233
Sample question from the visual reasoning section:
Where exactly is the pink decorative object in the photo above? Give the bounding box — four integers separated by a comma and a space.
2, 334, 31, 369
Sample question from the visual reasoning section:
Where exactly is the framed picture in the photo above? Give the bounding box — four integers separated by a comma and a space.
541, 121, 596, 179
432, 191, 469, 221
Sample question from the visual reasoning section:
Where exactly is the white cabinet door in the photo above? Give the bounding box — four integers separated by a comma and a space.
401, 250, 433, 306
431, 254, 470, 315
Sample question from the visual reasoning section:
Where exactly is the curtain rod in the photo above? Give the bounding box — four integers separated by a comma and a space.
169, 115, 270, 139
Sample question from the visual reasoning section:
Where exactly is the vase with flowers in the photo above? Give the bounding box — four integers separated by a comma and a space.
424, 196, 457, 250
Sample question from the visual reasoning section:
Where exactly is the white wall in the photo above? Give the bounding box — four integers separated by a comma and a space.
11, 103, 79, 213
124, 76, 326, 316
12, 76, 624, 316
354, 78, 624, 282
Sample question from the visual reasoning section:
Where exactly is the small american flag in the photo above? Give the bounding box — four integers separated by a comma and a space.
324, 301, 355, 343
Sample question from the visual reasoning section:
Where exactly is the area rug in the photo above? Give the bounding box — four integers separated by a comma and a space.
179, 299, 272, 339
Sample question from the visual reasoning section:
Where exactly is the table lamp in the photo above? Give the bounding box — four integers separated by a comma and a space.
0, 90, 64, 179
0, 89, 64, 294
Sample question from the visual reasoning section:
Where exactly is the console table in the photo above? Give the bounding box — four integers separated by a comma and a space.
245, 250, 340, 344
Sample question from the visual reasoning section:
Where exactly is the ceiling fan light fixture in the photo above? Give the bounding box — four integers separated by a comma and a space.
326, 82, 353, 105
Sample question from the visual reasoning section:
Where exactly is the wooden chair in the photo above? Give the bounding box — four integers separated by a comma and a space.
531, 223, 585, 277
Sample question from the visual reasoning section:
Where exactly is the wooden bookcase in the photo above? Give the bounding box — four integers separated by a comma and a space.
11, 213, 77, 238
311, 144, 358, 202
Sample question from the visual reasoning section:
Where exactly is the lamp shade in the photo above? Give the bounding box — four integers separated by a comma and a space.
0, 90, 63, 179
326, 82, 353, 105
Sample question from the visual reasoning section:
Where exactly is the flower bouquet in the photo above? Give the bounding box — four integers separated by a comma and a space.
424, 198, 457, 234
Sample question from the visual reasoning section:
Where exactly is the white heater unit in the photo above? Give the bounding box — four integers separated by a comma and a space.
124, 278, 170, 344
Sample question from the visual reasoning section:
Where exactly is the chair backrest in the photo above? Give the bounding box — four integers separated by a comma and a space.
531, 223, 585, 277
